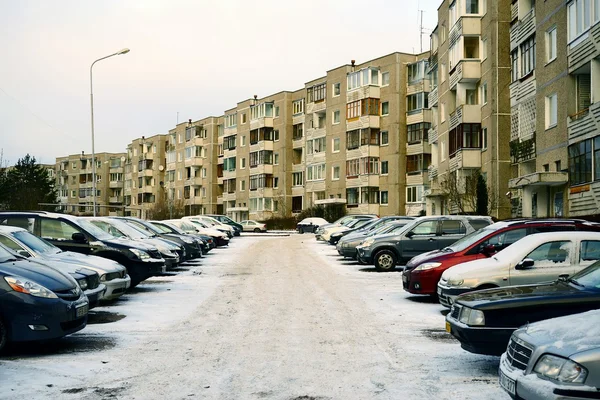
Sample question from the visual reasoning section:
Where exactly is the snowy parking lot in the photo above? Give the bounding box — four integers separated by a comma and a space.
0, 234, 506, 399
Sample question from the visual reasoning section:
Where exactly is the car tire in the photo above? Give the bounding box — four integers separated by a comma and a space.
253, 228, 261, 233
0, 316, 7, 352
374, 250, 397, 271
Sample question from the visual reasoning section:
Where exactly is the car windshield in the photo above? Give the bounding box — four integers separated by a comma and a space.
124, 220, 159, 235
151, 223, 174, 234
443, 226, 498, 252
12, 230, 60, 254
76, 218, 115, 240
0, 243, 17, 261
107, 219, 150, 240
569, 260, 600, 289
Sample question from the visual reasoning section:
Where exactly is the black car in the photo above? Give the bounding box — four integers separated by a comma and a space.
446, 260, 600, 356
0, 243, 89, 351
150, 220, 212, 254
205, 215, 242, 236
0, 212, 165, 287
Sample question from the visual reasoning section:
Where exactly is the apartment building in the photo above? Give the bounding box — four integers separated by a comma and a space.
55, 152, 126, 215
427, 0, 512, 219
562, 0, 600, 220
508, 0, 570, 218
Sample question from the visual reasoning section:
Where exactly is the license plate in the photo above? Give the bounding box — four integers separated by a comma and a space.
437, 287, 442, 296
76, 303, 89, 318
499, 370, 516, 396
402, 274, 408, 283
445, 321, 451, 333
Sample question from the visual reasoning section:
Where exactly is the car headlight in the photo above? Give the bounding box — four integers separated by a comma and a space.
181, 237, 194, 244
4, 276, 58, 299
447, 277, 464, 286
534, 355, 588, 383
414, 262, 442, 271
130, 248, 150, 260
361, 238, 375, 248
100, 274, 107, 282
77, 278, 88, 290
458, 307, 485, 326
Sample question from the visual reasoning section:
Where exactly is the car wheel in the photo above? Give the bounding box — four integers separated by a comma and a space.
253, 228, 261, 233
374, 250, 397, 271
0, 316, 7, 352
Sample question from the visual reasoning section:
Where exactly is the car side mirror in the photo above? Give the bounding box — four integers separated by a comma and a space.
481, 244, 497, 256
17, 249, 31, 258
406, 231, 415, 238
71, 232, 88, 243
515, 258, 535, 270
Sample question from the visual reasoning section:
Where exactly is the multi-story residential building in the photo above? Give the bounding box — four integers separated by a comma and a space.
125, 134, 168, 218
561, 0, 600, 220
55, 152, 126, 215
508, 0, 570, 218
426, 0, 512, 219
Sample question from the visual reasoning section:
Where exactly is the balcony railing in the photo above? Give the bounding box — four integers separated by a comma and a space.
509, 134, 536, 164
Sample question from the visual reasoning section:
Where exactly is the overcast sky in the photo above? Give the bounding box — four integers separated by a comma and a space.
0, 0, 440, 166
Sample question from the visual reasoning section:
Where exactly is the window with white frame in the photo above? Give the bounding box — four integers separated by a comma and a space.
546, 26, 557, 62
481, 83, 488, 104
292, 172, 303, 186
381, 101, 389, 116
333, 138, 340, 152
406, 186, 423, 203
293, 99, 305, 115
481, 38, 487, 60
381, 161, 389, 175
521, 35, 536, 76
449, 1, 458, 27
333, 110, 340, 124
332, 166, 340, 180
546, 93, 558, 128
407, 61, 429, 83
274, 153, 279, 165
466, 0, 480, 14
347, 67, 380, 91
306, 164, 326, 181
333, 83, 341, 97
481, 127, 488, 150
568, 0, 597, 42
511, 49, 519, 82
441, 62, 447, 83
225, 113, 237, 128
441, 102, 446, 122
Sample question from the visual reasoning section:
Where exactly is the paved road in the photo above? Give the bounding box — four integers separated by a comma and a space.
1, 235, 503, 399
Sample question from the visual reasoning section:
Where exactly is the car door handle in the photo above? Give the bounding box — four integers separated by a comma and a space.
428, 238, 436, 242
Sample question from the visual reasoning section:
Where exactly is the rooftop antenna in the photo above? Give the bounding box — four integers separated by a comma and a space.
176, 111, 179, 125
419, 9, 425, 53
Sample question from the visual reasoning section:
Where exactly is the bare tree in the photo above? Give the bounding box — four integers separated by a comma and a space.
439, 170, 496, 215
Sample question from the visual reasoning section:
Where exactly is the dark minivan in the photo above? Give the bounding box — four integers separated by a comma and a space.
0, 212, 165, 287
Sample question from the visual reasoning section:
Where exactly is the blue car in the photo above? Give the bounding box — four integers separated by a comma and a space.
0, 243, 88, 351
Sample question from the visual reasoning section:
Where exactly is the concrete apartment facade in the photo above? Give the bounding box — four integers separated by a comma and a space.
426, 0, 512, 219
508, 0, 570, 218
55, 152, 126, 216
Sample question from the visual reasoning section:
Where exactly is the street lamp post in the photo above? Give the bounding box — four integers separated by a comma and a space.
90, 48, 130, 216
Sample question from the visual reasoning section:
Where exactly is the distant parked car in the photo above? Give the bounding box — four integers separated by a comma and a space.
0, 242, 89, 351
499, 310, 600, 399
296, 217, 329, 234
205, 215, 242, 236
166, 219, 229, 247
150, 220, 211, 254
403, 218, 600, 298
356, 215, 493, 271
184, 216, 235, 238
0, 212, 165, 287
329, 216, 414, 246
445, 259, 600, 356
337, 220, 412, 259
437, 231, 600, 307
321, 218, 376, 243
315, 215, 378, 240
0, 226, 129, 301
240, 220, 267, 233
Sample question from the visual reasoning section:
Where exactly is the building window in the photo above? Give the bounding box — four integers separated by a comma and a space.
382, 72, 390, 86
568, 0, 596, 42
441, 102, 446, 122
511, 50, 519, 82
380, 131, 389, 145
241, 158, 246, 169
333, 110, 340, 124
466, 89, 478, 105
481, 38, 487, 60
240, 180, 245, 191
481, 83, 488, 105
346, 98, 380, 119
546, 93, 558, 128
407, 123, 431, 144
241, 113, 247, 124
407, 61, 428, 84
274, 177, 279, 188
440, 62, 447, 83
466, 0, 479, 14
569, 139, 592, 185
333, 83, 341, 97
381, 161, 389, 175
333, 138, 340, 152
274, 130, 280, 141
481, 127, 488, 150
293, 99, 305, 115
407, 93, 429, 114
380, 191, 389, 205
449, 123, 482, 156
275, 106, 280, 117
225, 113, 237, 128
223, 135, 236, 151
520, 35, 536, 77
381, 102, 389, 116
407, 154, 431, 174
307, 83, 326, 103
346, 158, 360, 177
547, 26, 557, 62
306, 164, 326, 181
292, 172, 303, 186
293, 123, 304, 140
406, 186, 423, 203
274, 153, 279, 165
347, 67, 380, 91
360, 187, 380, 204
241, 135, 246, 146
332, 166, 340, 180
347, 188, 359, 206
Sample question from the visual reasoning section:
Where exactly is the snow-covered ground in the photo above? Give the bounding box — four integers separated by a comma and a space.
0, 235, 507, 399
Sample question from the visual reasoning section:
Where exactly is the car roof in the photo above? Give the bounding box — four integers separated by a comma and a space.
516, 231, 600, 242
0, 211, 79, 222
0, 225, 26, 233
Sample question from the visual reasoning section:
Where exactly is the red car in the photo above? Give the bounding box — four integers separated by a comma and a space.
402, 218, 600, 297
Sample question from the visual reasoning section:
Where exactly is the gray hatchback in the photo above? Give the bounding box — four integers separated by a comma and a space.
355, 215, 492, 271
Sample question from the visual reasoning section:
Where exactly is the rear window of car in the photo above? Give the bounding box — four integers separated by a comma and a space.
469, 219, 492, 231
581, 241, 600, 261
440, 220, 466, 235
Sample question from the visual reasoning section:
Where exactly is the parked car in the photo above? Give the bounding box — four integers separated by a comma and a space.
315, 215, 378, 241
0, 212, 165, 287
240, 220, 267, 233
337, 220, 413, 259
499, 310, 600, 399
321, 218, 375, 243
205, 214, 242, 236
166, 219, 229, 247
0, 243, 89, 351
356, 216, 493, 271
0, 226, 129, 301
150, 220, 212, 254
437, 231, 600, 307
403, 218, 600, 298
85, 218, 181, 270
329, 216, 414, 246
296, 217, 329, 234
184, 216, 235, 238
445, 259, 600, 356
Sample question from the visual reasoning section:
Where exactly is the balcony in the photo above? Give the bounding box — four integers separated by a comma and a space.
223, 169, 236, 179
216, 196, 223, 205
406, 170, 429, 186
292, 137, 305, 149
109, 166, 124, 174
449, 105, 481, 131
510, 134, 536, 164
509, 172, 568, 189
141, 185, 154, 194
449, 15, 481, 46
510, 9, 535, 50
406, 140, 431, 156
185, 157, 203, 167
249, 117, 274, 130
292, 163, 304, 172
407, 79, 431, 96
109, 181, 124, 189
429, 86, 439, 107
141, 169, 153, 177
568, 23, 600, 72
428, 164, 438, 180
185, 177, 203, 187
428, 126, 438, 144
249, 164, 274, 175
449, 60, 481, 90
109, 196, 123, 203
345, 175, 380, 188
406, 108, 432, 125
346, 86, 380, 103
568, 102, 600, 142
306, 100, 326, 114
449, 148, 482, 171
249, 140, 274, 152
346, 115, 380, 131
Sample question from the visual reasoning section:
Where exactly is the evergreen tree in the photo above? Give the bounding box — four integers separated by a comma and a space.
476, 173, 488, 216
0, 154, 57, 211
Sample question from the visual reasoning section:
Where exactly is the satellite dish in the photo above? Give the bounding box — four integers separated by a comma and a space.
121, 156, 126, 162
158, 165, 164, 171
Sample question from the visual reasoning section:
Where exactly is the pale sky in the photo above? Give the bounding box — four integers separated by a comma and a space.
0, 0, 440, 166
